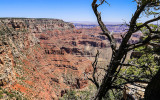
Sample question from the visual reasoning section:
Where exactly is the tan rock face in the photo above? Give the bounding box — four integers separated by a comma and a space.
0, 18, 105, 99
0, 18, 142, 99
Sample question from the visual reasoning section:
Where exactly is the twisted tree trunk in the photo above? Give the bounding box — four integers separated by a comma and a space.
144, 69, 160, 100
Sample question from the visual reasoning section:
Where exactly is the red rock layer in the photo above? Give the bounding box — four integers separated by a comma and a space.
0, 18, 142, 99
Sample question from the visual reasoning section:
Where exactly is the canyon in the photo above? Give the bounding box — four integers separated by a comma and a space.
0, 18, 142, 99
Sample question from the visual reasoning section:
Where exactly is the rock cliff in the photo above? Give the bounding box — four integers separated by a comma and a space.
0, 18, 108, 99
0, 18, 142, 99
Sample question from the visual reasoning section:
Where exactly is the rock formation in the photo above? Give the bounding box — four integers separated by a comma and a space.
0, 18, 142, 99
0, 18, 106, 99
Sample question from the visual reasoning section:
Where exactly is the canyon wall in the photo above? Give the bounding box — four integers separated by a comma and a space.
0, 18, 142, 99
0, 18, 109, 99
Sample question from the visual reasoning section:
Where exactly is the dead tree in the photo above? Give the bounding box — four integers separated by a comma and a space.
90, 0, 160, 100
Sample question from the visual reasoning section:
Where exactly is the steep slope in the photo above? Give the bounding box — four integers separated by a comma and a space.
0, 18, 108, 99
0, 18, 142, 99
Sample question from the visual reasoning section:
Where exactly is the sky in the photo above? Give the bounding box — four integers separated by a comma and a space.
0, 0, 157, 23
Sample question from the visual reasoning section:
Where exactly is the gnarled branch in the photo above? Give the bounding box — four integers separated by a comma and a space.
88, 50, 100, 89
92, 0, 116, 53
135, 16, 160, 32
127, 34, 160, 51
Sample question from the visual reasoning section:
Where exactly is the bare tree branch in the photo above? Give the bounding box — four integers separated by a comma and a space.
88, 50, 100, 89
145, 24, 160, 34
92, 0, 116, 52
135, 16, 160, 32
127, 34, 160, 51
97, 0, 105, 7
